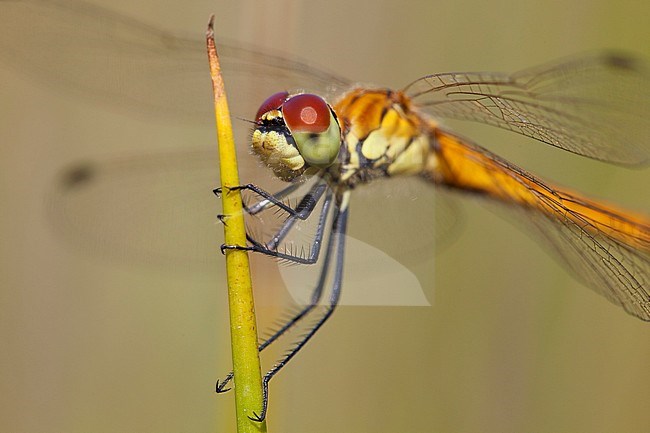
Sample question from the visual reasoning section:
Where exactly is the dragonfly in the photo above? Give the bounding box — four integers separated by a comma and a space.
215, 58, 650, 419
3, 0, 650, 422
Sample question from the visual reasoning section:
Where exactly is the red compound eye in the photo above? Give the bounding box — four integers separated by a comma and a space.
282, 93, 331, 133
255, 91, 289, 121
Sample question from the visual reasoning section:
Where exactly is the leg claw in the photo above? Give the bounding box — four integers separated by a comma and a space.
217, 214, 228, 226
248, 411, 266, 423
215, 379, 231, 393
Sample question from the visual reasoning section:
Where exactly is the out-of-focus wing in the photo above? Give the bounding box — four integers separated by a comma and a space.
0, 0, 351, 125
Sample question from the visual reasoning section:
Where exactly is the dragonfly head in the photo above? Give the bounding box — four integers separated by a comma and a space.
252, 91, 342, 181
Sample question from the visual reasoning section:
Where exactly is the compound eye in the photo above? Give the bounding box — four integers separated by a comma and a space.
255, 91, 290, 121
282, 93, 331, 134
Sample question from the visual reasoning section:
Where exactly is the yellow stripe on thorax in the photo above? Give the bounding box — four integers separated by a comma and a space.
333, 89, 432, 179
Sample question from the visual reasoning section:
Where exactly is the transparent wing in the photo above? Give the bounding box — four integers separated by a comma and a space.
47, 149, 226, 270
0, 0, 337, 266
404, 53, 650, 166
48, 149, 453, 309
0, 0, 351, 126
457, 148, 650, 320
47, 149, 456, 281
3, 0, 459, 280
0, 0, 447, 304
500, 194, 650, 320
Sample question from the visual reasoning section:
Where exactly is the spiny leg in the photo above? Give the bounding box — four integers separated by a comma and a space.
250, 195, 350, 422
215, 176, 328, 219
264, 183, 328, 250
242, 187, 332, 264
221, 181, 333, 264
216, 189, 336, 393
247, 183, 303, 215
214, 182, 302, 216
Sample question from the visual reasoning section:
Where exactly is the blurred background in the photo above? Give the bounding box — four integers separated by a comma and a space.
1, 0, 649, 432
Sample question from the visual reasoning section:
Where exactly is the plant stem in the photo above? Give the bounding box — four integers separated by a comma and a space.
206, 16, 267, 433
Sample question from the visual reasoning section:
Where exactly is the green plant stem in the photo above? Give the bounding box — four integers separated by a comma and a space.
206, 17, 267, 433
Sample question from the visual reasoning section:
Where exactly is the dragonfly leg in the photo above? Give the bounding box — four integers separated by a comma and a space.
215, 189, 336, 394
249, 199, 350, 422
219, 243, 255, 254
215, 255, 330, 393
263, 183, 329, 250
215, 375, 233, 393
219, 181, 333, 265
242, 188, 333, 264
214, 182, 305, 216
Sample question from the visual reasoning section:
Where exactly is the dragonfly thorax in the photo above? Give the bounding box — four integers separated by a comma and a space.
331, 88, 438, 188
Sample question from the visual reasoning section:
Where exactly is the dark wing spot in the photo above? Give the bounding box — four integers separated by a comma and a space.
59, 163, 96, 190
604, 53, 639, 71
